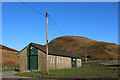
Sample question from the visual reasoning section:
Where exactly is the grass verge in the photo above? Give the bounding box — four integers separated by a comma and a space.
16, 67, 119, 78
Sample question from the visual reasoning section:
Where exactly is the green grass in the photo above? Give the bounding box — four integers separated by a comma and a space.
16, 62, 119, 78
16, 67, 119, 78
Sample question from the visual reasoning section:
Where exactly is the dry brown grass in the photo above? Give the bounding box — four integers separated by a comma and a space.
1, 35, 119, 66
0, 44, 19, 66
2, 50, 19, 65
34, 36, 119, 60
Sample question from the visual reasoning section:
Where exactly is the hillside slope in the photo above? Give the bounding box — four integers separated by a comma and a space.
47, 36, 119, 60
0, 44, 19, 65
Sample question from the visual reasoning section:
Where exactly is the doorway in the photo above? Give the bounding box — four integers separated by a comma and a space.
28, 46, 38, 70
72, 58, 77, 68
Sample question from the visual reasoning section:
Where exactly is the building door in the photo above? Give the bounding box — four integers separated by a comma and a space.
29, 55, 38, 70
72, 58, 76, 68
28, 46, 38, 70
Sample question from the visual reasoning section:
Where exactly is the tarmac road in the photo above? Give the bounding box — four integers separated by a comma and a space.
1, 71, 120, 80
1, 71, 56, 80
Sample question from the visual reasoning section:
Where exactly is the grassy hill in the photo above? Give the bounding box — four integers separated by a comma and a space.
0, 44, 19, 65
46, 36, 119, 60
1, 36, 119, 66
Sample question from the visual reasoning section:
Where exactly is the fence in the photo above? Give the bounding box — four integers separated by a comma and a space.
82, 60, 120, 69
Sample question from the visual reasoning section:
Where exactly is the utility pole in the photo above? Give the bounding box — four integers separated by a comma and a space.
46, 11, 49, 74
85, 48, 88, 64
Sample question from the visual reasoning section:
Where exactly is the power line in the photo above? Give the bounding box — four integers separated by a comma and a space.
17, 0, 66, 55
18, 0, 45, 17
18, 0, 65, 36
49, 15, 66, 36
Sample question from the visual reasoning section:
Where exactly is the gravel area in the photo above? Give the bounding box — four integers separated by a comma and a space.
2, 71, 29, 78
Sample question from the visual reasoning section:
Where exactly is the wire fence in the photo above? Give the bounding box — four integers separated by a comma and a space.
82, 60, 120, 69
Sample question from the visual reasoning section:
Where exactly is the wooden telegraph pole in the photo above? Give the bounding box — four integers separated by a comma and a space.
46, 11, 49, 74
85, 49, 88, 64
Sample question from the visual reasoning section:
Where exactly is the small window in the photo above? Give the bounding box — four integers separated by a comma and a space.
78, 60, 80, 63
56, 58, 59, 63
50, 56, 52, 63
52, 57, 55, 63
61, 57, 63, 63
66, 59, 67, 63
67, 59, 69, 63
59, 58, 61, 63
